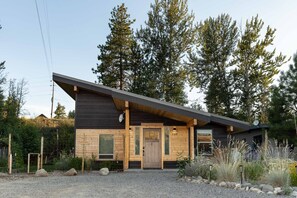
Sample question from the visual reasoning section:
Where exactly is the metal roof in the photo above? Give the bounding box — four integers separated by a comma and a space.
53, 73, 251, 130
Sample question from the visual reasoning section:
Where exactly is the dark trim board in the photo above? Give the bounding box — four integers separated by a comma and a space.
163, 161, 178, 169
129, 161, 141, 169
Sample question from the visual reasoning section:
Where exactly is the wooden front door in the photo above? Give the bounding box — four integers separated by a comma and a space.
143, 128, 161, 168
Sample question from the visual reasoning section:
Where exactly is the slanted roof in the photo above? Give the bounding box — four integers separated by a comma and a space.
53, 73, 251, 131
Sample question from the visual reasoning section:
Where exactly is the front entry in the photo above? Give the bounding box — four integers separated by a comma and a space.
143, 128, 161, 169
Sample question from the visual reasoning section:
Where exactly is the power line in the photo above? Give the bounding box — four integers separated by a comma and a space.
34, 0, 51, 77
43, 0, 54, 70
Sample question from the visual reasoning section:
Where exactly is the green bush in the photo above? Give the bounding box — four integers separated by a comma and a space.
0, 158, 7, 167
264, 169, 290, 187
184, 161, 217, 180
54, 157, 83, 170
244, 162, 265, 182
177, 153, 191, 177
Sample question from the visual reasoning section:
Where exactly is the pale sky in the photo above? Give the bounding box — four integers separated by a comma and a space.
0, 0, 296, 118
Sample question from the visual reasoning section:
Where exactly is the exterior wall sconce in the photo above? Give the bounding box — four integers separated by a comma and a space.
239, 164, 243, 184
129, 127, 133, 138
172, 127, 177, 135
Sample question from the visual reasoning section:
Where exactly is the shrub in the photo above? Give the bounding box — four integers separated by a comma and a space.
264, 169, 290, 187
215, 163, 238, 182
177, 152, 191, 177
0, 158, 7, 167
54, 157, 83, 170
289, 162, 297, 186
184, 160, 217, 180
244, 162, 265, 182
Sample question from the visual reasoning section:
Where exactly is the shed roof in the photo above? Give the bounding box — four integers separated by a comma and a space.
53, 73, 251, 131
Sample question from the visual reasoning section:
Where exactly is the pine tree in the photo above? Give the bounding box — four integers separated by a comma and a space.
233, 16, 288, 123
92, 4, 135, 90
187, 14, 238, 116
137, 0, 196, 105
54, 103, 66, 119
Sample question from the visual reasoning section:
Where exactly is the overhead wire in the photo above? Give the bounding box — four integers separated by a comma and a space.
34, 0, 51, 78
43, 0, 54, 70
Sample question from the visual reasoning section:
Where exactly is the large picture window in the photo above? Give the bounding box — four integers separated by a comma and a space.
99, 134, 114, 159
197, 129, 213, 155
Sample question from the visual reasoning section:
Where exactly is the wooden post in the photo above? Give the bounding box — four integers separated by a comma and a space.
124, 101, 129, 170
9, 154, 12, 175
40, 136, 44, 169
8, 133, 11, 174
27, 154, 30, 174
81, 133, 85, 174
190, 126, 194, 160
37, 154, 40, 170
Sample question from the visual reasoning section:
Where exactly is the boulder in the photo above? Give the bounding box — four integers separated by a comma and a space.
0, 172, 8, 177
197, 176, 203, 181
218, 181, 227, 188
260, 184, 274, 192
64, 168, 77, 176
35, 169, 48, 177
241, 182, 252, 188
99, 168, 109, 176
210, 180, 217, 186
250, 187, 262, 194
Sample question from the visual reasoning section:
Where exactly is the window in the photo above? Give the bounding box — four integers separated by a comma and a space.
164, 127, 170, 155
135, 127, 140, 155
99, 134, 114, 159
197, 129, 213, 155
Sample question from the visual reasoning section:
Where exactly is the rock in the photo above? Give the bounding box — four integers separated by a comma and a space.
227, 182, 236, 188
260, 184, 274, 192
210, 180, 217, 186
218, 181, 227, 188
64, 168, 77, 176
202, 179, 208, 183
99, 168, 109, 176
241, 182, 252, 188
250, 187, 262, 194
35, 169, 48, 177
291, 191, 297, 196
234, 183, 241, 190
245, 187, 249, 191
267, 191, 274, 195
197, 176, 203, 181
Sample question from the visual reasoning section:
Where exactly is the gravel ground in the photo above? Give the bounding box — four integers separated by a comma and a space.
0, 170, 288, 198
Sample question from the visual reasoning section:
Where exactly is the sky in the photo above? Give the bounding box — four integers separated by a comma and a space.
0, 0, 297, 118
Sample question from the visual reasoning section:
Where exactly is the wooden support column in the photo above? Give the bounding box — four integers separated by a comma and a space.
188, 119, 197, 160
8, 133, 11, 174
124, 101, 130, 170
40, 136, 44, 169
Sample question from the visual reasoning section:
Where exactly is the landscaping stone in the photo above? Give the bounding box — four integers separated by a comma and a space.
241, 182, 252, 188
249, 187, 262, 194
218, 181, 227, 188
209, 180, 217, 186
0, 173, 8, 177
291, 191, 297, 197
35, 169, 48, 177
267, 191, 274, 195
227, 182, 236, 188
64, 168, 77, 176
197, 176, 202, 181
259, 184, 273, 192
99, 168, 109, 176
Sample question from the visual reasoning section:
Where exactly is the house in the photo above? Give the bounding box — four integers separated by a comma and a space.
53, 73, 257, 170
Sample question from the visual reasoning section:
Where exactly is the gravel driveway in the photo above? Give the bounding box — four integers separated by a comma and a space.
0, 170, 287, 198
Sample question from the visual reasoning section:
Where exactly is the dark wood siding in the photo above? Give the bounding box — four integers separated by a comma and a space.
130, 110, 186, 126
75, 90, 125, 129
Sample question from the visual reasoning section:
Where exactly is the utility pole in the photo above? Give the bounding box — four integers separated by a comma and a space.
50, 80, 55, 119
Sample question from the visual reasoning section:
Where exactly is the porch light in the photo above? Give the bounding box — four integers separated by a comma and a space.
129, 127, 133, 138
172, 127, 177, 135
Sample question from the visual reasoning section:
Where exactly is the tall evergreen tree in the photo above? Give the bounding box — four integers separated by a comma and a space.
92, 4, 135, 90
54, 102, 66, 119
233, 16, 288, 123
137, 0, 196, 105
187, 14, 238, 116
